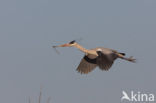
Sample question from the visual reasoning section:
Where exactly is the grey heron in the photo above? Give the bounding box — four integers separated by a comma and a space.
53, 40, 136, 74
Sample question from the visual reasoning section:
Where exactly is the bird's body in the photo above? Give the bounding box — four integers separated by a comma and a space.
77, 47, 124, 74
53, 40, 136, 74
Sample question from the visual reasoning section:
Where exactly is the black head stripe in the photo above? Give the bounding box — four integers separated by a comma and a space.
69, 40, 76, 44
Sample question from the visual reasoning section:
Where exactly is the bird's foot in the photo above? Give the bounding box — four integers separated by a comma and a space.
127, 56, 136, 63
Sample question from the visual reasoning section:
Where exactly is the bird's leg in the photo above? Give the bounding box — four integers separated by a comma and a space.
117, 53, 136, 63
123, 56, 136, 63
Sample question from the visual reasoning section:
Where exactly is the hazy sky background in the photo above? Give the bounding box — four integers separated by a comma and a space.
0, 0, 156, 103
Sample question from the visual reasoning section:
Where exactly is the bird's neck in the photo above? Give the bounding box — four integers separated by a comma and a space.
74, 43, 88, 53
74, 43, 98, 56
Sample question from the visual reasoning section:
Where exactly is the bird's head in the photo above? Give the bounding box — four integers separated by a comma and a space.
53, 40, 77, 48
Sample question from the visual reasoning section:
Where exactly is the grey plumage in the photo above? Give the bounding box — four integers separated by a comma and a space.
53, 41, 136, 74
77, 47, 119, 73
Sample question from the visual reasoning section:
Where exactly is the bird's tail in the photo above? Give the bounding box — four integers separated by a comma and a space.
117, 53, 136, 63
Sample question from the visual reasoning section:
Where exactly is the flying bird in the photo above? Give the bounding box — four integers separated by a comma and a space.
53, 40, 136, 74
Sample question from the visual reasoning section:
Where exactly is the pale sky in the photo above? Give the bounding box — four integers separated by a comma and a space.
0, 0, 156, 103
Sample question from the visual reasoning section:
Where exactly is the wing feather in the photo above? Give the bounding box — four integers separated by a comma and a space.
96, 51, 115, 70
77, 56, 97, 74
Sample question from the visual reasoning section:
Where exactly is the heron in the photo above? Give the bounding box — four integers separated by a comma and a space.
53, 40, 136, 74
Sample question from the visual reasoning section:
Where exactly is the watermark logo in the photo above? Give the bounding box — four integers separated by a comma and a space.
121, 90, 155, 102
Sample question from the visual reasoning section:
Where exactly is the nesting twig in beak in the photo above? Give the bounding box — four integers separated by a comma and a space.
52, 46, 60, 54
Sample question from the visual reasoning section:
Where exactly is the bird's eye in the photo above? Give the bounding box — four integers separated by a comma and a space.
69, 40, 76, 44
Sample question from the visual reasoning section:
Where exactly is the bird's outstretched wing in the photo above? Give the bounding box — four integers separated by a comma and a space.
77, 56, 97, 74
96, 51, 115, 70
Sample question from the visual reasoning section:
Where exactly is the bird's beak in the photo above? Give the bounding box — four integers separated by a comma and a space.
53, 43, 70, 48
